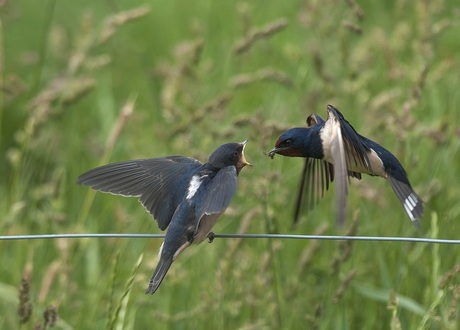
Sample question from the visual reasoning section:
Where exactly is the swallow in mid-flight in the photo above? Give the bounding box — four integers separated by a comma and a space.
77, 141, 251, 294
268, 104, 423, 227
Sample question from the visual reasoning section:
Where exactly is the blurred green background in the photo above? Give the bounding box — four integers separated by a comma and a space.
1, 0, 460, 329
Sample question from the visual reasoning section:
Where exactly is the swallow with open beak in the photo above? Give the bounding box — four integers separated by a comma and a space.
268, 104, 423, 227
77, 140, 251, 294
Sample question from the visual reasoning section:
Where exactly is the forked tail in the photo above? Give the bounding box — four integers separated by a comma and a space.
145, 257, 174, 295
387, 175, 423, 228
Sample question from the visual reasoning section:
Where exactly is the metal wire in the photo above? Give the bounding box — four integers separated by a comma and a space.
0, 233, 459, 244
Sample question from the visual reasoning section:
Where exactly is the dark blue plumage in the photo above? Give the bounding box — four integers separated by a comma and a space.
269, 104, 423, 227
77, 141, 250, 294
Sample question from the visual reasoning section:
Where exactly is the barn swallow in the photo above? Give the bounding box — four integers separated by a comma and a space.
77, 141, 251, 294
268, 104, 423, 228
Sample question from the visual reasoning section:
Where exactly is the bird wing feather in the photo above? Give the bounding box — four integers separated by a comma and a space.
293, 109, 363, 224
327, 104, 372, 172
329, 117, 349, 226
197, 166, 238, 216
294, 158, 334, 224
193, 166, 238, 240
76, 156, 202, 230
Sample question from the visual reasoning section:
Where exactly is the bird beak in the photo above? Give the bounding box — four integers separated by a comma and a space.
267, 147, 277, 159
240, 140, 252, 167
267, 146, 283, 159
266, 137, 286, 159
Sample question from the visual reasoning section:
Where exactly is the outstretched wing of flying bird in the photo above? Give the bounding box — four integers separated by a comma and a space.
294, 157, 334, 224
294, 111, 363, 224
329, 113, 349, 226
327, 105, 373, 173
293, 105, 423, 227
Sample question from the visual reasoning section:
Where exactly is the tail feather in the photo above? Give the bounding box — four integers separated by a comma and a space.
387, 175, 423, 228
145, 257, 174, 295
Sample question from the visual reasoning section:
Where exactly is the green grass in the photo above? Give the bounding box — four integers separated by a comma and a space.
2, 0, 460, 329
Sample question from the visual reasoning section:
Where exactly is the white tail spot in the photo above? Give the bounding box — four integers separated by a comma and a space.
403, 193, 418, 222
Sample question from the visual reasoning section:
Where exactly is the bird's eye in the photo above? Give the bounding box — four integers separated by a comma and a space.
284, 139, 292, 146
233, 151, 239, 157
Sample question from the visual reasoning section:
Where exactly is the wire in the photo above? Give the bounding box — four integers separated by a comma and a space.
0, 233, 459, 244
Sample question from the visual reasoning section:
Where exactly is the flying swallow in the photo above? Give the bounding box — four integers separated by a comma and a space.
268, 104, 423, 227
77, 141, 251, 294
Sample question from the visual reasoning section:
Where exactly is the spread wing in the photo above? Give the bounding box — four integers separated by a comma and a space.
77, 156, 202, 230
297, 115, 335, 221
293, 111, 362, 224
294, 159, 363, 225
327, 104, 372, 172
327, 104, 376, 226
293, 158, 334, 224
329, 116, 349, 227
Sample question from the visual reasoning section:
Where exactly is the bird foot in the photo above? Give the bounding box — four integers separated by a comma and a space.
207, 232, 215, 243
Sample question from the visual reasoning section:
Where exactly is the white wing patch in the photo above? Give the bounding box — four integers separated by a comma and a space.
186, 175, 202, 200
186, 174, 208, 200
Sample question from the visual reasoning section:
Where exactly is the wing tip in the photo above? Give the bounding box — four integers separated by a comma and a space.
76, 174, 88, 185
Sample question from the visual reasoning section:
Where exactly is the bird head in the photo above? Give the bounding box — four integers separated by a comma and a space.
208, 140, 251, 174
268, 128, 311, 158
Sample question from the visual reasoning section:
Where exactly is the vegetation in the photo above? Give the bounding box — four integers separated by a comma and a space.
1, 0, 460, 329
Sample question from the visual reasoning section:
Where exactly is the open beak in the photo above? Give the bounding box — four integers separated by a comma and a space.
240, 140, 252, 167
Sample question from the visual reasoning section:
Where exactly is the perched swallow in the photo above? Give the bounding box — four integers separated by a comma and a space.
77, 141, 251, 294
269, 104, 423, 227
